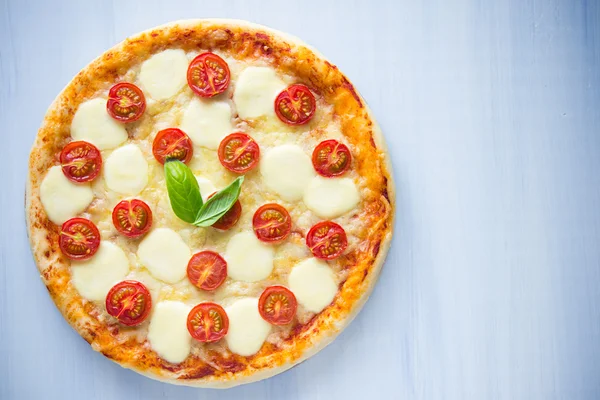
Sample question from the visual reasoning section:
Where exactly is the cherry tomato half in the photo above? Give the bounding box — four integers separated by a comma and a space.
187, 302, 229, 342
306, 221, 348, 260
252, 203, 292, 243
60, 141, 103, 183
187, 251, 228, 291
274, 84, 316, 125
258, 286, 297, 325
59, 218, 101, 260
112, 199, 153, 238
105, 280, 152, 326
187, 52, 231, 98
152, 128, 193, 164
107, 82, 146, 122
207, 192, 242, 230
217, 133, 260, 173
312, 140, 352, 177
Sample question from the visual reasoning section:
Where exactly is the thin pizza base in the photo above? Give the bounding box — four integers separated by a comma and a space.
26, 19, 394, 388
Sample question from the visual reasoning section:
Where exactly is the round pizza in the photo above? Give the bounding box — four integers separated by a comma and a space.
26, 19, 394, 387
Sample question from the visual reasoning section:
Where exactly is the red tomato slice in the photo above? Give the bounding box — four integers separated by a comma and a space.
252, 203, 292, 243
59, 218, 101, 260
187, 52, 231, 97
105, 280, 152, 326
274, 84, 316, 125
112, 199, 153, 238
60, 141, 103, 183
306, 221, 348, 260
106, 82, 146, 122
207, 192, 242, 230
152, 128, 193, 164
187, 251, 228, 291
312, 140, 352, 177
187, 302, 229, 342
217, 133, 260, 173
258, 286, 297, 325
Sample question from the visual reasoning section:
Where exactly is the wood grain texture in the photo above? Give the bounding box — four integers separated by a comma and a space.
1, 0, 599, 399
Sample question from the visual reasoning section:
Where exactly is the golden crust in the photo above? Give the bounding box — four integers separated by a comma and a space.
26, 19, 395, 388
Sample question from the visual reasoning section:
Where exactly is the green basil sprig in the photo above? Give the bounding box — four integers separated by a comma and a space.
164, 160, 244, 227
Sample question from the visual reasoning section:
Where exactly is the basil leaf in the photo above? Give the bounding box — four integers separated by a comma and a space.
193, 176, 244, 227
164, 160, 203, 223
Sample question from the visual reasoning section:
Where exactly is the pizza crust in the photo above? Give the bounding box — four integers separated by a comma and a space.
26, 19, 395, 388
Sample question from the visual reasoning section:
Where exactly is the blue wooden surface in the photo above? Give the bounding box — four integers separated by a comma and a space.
1, 0, 600, 399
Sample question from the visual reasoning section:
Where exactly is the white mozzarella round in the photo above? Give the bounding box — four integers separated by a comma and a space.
71, 242, 130, 301
139, 49, 188, 100
233, 66, 286, 120
260, 144, 315, 202
180, 98, 233, 150
104, 144, 148, 195
225, 232, 274, 282
70, 98, 128, 150
39, 166, 94, 224
288, 258, 338, 313
195, 175, 217, 201
137, 228, 190, 284
147, 301, 192, 364
303, 176, 360, 219
225, 298, 271, 356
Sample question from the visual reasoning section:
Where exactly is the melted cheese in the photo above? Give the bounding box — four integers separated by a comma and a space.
233, 66, 286, 120
195, 175, 217, 201
225, 232, 274, 282
103, 144, 148, 195
70, 98, 128, 150
147, 301, 192, 364
71, 242, 130, 301
40, 166, 94, 224
288, 258, 338, 313
225, 298, 271, 356
139, 49, 189, 100
260, 144, 315, 202
180, 98, 233, 150
137, 228, 191, 284
303, 176, 360, 219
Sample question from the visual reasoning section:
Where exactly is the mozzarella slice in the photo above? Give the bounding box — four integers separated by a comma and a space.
180, 98, 233, 150
233, 66, 286, 120
71, 242, 130, 301
137, 228, 190, 284
303, 176, 360, 219
70, 98, 128, 150
147, 301, 192, 364
39, 166, 94, 224
260, 145, 315, 201
195, 175, 217, 201
225, 298, 271, 356
139, 49, 188, 100
288, 258, 338, 313
225, 232, 274, 282
104, 144, 148, 195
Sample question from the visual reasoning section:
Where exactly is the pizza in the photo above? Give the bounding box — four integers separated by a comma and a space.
26, 19, 394, 387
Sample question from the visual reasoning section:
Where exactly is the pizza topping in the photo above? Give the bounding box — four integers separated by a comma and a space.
152, 128, 193, 165
137, 228, 191, 284
195, 176, 217, 201
71, 98, 128, 150
252, 203, 292, 243
218, 133, 260, 173
139, 49, 188, 100
225, 298, 271, 356
71, 242, 130, 302
60, 141, 102, 183
312, 139, 351, 177
258, 286, 297, 325
306, 221, 348, 260
187, 52, 231, 98
180, 98, 234, 150
187, 251, 228, 291
106, 82, 146, 122
233, 66, 287, 119
288, 258, 337, 313
187, 302, 229, 342
225, 232, 274, 282
209, 193, 242, 230
112, 199, 153, 238
260, 144, 315, 202
303, 176, 360, 219
274, 84, 316, 125
40, 166, 94, 224
147, 301, 192, 364
104, 144, 149, 195
59, 218, 100, 260
105, 280, 152, 326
